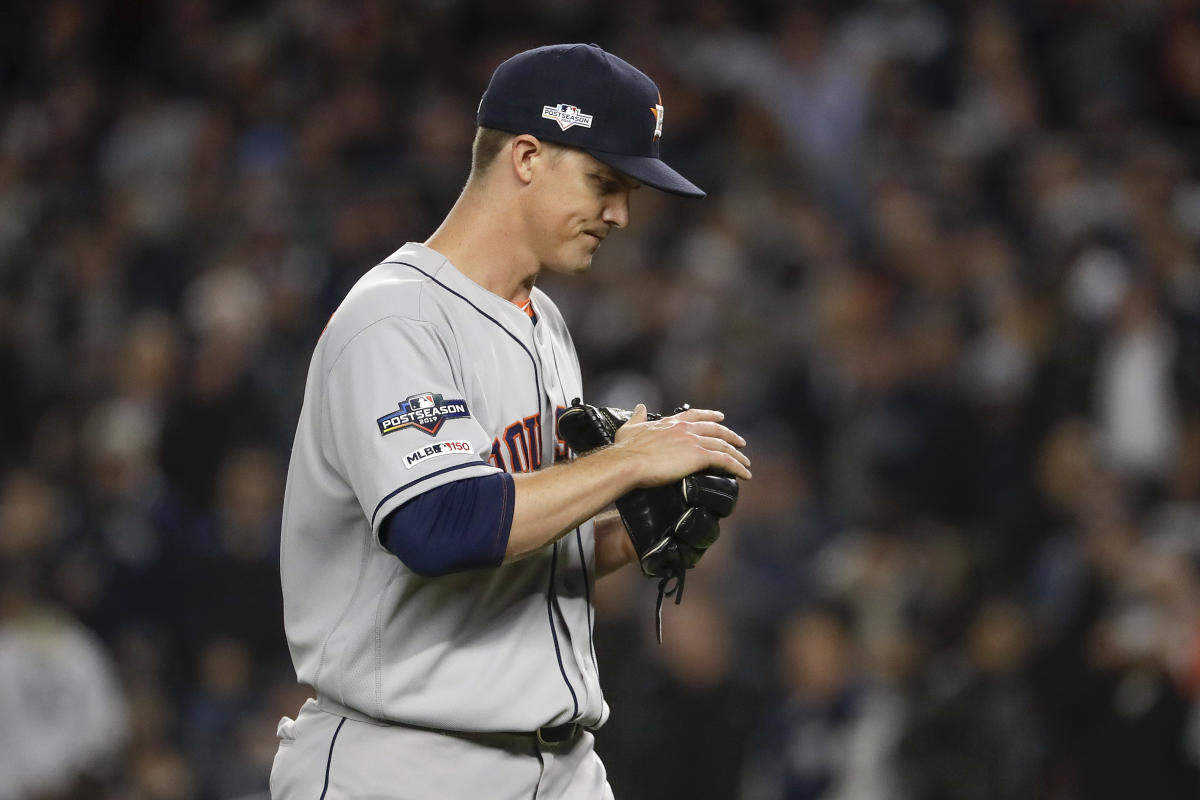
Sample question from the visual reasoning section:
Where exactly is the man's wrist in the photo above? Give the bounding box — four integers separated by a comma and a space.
582, 442, 644, 495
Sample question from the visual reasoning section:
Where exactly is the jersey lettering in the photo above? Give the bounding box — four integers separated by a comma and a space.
522, 414, 542, 471
487, 439, 505, 469
503, 420, 531, 473
489, 411, 550, 473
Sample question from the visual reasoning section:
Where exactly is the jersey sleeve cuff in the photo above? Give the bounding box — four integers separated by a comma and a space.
368, 461, 501, 536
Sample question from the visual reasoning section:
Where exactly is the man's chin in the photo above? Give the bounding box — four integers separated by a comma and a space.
545, 254, 593, 275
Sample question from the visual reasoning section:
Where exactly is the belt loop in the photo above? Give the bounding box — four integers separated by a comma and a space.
536, 723, 580, 746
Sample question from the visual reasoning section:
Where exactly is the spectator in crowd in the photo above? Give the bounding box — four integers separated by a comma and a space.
601, 586, 764, 800
0, 470, 129, 798
740, 602, 903, 800
900, 597, 1043, 800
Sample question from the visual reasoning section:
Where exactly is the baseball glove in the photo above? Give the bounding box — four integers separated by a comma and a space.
558, 398, 739, 641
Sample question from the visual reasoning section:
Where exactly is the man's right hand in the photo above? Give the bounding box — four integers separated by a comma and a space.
612, 404, 751, 487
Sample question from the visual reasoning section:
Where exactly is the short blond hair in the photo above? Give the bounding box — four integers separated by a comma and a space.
470, 127, 514, 177
468, 127, 570, 184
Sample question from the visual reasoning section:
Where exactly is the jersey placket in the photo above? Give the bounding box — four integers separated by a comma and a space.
531, 318, 599, 723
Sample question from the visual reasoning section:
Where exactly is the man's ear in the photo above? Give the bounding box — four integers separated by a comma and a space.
510, 134, 542, 186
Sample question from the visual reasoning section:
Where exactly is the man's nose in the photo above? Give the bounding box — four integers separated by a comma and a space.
601, 192, 630, 229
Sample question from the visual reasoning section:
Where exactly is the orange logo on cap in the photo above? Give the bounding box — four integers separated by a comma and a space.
650, 93, 664, 142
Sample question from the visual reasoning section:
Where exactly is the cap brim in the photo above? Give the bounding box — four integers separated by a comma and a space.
586, 150, 706, 198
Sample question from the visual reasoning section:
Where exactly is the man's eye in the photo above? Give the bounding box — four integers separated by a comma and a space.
591, 175, 618, 194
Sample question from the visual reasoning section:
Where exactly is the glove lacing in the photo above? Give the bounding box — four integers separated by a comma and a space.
653, 571, 686, 644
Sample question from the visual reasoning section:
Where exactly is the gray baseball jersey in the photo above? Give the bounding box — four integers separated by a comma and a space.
279, 241, 607, 734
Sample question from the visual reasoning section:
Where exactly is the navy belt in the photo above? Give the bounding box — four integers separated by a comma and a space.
316, 695, 583, 748
443, 721, 582, 749
535, 722, 581, 746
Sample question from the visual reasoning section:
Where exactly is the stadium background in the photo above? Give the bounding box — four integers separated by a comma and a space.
2, 0, 1200, 797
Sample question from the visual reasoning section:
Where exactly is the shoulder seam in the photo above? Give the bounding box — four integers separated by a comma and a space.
324, 315, 445, 380
380, 259, 541, 412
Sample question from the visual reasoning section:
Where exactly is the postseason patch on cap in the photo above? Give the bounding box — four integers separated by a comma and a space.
377, 393, 470, 436
542, 103, 593, 131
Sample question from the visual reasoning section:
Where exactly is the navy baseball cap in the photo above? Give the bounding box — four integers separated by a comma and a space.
477, 43, 705, 199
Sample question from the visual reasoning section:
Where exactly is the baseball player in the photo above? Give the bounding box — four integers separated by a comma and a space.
269, 43, 751, 799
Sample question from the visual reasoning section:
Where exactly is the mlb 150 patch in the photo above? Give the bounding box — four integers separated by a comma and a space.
403, 439, 473, 469
377, 393, 470, 436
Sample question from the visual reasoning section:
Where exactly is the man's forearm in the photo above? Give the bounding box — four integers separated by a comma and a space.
503, 405, 750, 563
505, 446, 639, 562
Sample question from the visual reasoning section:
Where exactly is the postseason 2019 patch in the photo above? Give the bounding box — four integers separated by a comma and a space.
377, 393, 470, 436
541, 103, 593, 131
403, 439, 473, 469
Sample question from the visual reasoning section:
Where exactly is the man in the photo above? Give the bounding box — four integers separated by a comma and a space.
270, 43, 751, 799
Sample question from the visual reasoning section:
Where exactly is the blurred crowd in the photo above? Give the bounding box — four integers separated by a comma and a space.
2, 0, 1200, 798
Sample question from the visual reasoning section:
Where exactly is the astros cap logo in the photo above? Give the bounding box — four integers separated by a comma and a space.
651, 93, 664, 142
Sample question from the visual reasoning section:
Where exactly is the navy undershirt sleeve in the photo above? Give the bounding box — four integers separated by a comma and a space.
381, 472, 514, 576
